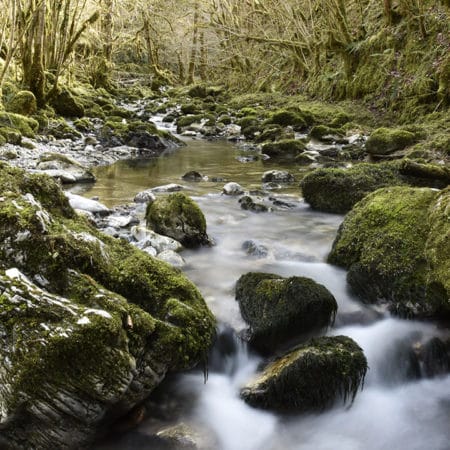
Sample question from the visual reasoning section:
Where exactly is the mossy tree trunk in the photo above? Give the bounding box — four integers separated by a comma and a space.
187, 1, 200, 84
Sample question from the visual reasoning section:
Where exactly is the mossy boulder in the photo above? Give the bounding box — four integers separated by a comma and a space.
146, 193, 210, 248
240, 336, 367, 412
264, 109, 307, 130
309, 124, 344, 142
0, 111, 38, 137
5, 90, 37, 116
300, 162, 405, 214
328, 186, 450, 318
235, 272, 337, 353
261, 139, 306, 160
365, 127, 417, 156
100, 119, 180, 151
0, 126, 22, 145
50, 89, 85, 118
0, 163, 215, 449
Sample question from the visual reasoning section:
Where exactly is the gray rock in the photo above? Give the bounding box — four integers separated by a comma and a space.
261, 170, 294, 183
222, 182, 244, 195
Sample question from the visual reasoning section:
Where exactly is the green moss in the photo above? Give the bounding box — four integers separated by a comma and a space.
0, 112, 38, 137
328, 186, 449, 317
264, 109, 307, 130
0, 126, 22, 145
5, 91, 37, 116
365, 127, 417, 156
236, 272, 337, 353
145, 192, 209, 248
301, 162, 406, 214
50, 89, 85, 118
240, 335, 367, 412
310, 124, 344, 140
262, 139, 306, 160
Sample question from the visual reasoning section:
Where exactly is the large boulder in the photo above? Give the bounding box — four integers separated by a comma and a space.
235, 272, 337, 353
36, 153, 96, 184
240, 336, 367, 412
328, 186, 450, 318
0, 163, 215, 449
365, 127, 417, 156
300, 162, 405, 214
146, 192, 210, 248
50, 89, 85, 118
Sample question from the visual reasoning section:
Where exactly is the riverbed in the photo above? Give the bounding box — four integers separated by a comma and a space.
87, 137, 450, 450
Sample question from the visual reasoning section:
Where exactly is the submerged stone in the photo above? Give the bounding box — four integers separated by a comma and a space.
235, 272, 337, 353
240, 336, 367, 412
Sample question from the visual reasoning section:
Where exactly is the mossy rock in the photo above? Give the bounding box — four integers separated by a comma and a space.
180, 102, 204, 115
309, 124, 344, 141
5, 90, 37, 116
264, 109, 307, 131
328, 186, 450, 318
255, 125, 287, 143
300, 162, 406, 214
50, 89, 85, 118
0, 111, 38, 137
240, 336, 367, 412
365, 128, 417, 156
235, 273, 337, 353
43, 118, 82, 140
0, 126, 22, 145
0, 163, 215, 448
146, 193, 210, 248
262, 139, 306, 160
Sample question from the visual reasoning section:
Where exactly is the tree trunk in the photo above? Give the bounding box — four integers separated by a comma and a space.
187, 2, 199, 84
30, 0, 46, 107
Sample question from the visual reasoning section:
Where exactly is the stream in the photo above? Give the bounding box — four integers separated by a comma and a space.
84, 136, 450, 450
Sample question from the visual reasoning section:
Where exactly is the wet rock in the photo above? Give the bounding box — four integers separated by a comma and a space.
131, 226, 183, 254
261, 170, 294, 183
65, 192, 110, 216
235, 272, 338, 353
261, 139, 305, 160
420, 337, 450, 378
309, 125, 345, 143
328, 186, 450, 318
222, 182, 244, 195
242, 240, 269, 258
239, 195, 269, 213
0, 164, 215, 449
134, 189, 157, 204
156, 423, 198, 450
145, 193, 210, 248
240, 336, 367, 412
36, 153, 96, 184
182, 171, 204, 181
157, 250, 186, 268
151, 183, 185, 193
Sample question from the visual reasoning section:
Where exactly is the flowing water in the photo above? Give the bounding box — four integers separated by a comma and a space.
85, 137, 450, 450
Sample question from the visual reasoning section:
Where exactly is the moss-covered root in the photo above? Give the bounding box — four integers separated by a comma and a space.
146, 192, 210, 248
328, 186, 450, 318
240, 336, 367, 412
235, 272, 337, 353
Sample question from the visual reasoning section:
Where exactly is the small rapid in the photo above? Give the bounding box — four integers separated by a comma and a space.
86, 137, 449, 450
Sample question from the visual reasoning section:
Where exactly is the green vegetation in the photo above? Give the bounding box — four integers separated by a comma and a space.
328, 186, 450, 318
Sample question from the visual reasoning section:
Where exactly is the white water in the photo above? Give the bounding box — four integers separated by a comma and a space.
87, 139, 450, 450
